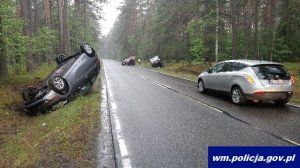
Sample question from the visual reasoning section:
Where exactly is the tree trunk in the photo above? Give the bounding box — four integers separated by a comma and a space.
33, 0, 39, 33
57, 0, 64, 53
0, 14, 8, 81
215, 0, 219, 62
231, 0, 238, 59
63, 0, 69, 54
44, 0, 52, 64
44, 0, 52, 28
217, 0, 226, 62
253, 0, 259, 59
269, 0, 277, 61
243, 0, 252, 59
33, 0, 43, 65
262, 0, 277, 61
20, 0, 34, 72
82, 2, 87, 39
75, 0, 80, 13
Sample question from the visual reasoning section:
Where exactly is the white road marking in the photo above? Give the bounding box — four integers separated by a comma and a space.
184, 96, 223, 113
139, 72, 223, 113
128, 66, 300, 146
136, 66, 197, 82
138, 74, 173, 89
287, 103, 300, 108
140, 75, 147, 80
283, 138, 300, 146
144, 72, 300, 145
122, 158, 132, 168
150, 81, 168, 89
104, 65, 132, 168
118, 139, 129, 157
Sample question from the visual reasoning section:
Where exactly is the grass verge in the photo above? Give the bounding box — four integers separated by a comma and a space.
0, 65, 101, 167
139, 61, 300, 104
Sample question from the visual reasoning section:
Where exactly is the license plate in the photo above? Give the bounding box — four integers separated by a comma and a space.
270, 79, 283, 84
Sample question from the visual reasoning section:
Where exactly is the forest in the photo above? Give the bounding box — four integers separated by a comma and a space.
101, 0, 300, 64
0, 1, 105, 166
0, 0, 105, 82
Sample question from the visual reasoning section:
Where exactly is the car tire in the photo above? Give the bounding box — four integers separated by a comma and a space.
56, 54, 66, 65
80, 42, 95, 57
22, 86, 38, 101
197, 79, 206, 93
128, 60, 135, 66
158, 62, 163, 67
274, 98, 289, 106
231, 86, 247, 105
50, 76, 68, 94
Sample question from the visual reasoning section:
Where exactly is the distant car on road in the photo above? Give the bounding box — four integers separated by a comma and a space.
122, 56, 136, 66
22, 42, 101, 114
197, 60, 294, 105
150, 56, 163, 67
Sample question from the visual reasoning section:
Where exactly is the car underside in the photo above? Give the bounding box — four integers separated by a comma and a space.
22, 42, 101, 115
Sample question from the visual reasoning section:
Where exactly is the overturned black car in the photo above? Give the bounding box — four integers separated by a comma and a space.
122, 56, 136, 66
22, 42, 100, 115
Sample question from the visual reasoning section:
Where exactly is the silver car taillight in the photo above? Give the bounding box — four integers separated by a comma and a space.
242, 74, 256, 85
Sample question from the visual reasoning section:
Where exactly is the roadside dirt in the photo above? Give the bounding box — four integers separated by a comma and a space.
175, 64, 209, 75
0, 74, 101, 167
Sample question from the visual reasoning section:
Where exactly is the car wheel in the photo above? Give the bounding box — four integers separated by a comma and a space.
274, 98, 289, 106
197, 79, 206, 93
158, 62, 163, 67
231, 86, 247, 105
56, 54, 66, 65
22, 87, 38, 101
80, 42, 95, 57
50, 76, 68, 94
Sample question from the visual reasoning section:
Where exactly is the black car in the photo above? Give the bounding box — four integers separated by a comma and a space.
122, 56, 136, 66
22, 42, 101, 115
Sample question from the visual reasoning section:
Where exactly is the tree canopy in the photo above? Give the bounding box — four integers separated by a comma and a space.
101, 0, 300, 64
0, 0, 106, 81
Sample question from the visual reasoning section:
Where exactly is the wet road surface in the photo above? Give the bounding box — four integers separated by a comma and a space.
102, 59, 299, 168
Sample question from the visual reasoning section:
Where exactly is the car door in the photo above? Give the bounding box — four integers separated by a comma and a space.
219, 62, 248, 92
205, 62, 225, 90
214, 62, 230, 91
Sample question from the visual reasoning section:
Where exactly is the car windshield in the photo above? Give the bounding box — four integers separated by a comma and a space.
252, 64, 290, 80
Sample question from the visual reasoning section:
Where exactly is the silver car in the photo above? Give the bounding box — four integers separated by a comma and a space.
197, 60, 294, 105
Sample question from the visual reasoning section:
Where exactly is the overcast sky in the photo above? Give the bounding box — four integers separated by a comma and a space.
100, 0, 124, 36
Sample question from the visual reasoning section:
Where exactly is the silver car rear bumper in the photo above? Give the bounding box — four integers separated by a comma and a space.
241, 83, 293, 101
245, 92, 293, 101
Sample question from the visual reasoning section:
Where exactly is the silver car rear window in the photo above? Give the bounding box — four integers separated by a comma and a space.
251, 65, 290, 80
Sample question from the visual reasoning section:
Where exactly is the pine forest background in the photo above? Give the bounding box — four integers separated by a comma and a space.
101, 0, 300, 65
1, 0, 300, 82
0, 0, 106, 82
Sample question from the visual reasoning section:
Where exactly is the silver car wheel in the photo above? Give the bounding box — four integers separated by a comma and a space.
53, 77, 65, 90
232, 88, 241, 103
198, 81, 204, 92
83, 44, 92, 54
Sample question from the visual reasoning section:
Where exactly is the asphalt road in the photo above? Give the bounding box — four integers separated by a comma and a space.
102, 59, 299, 168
